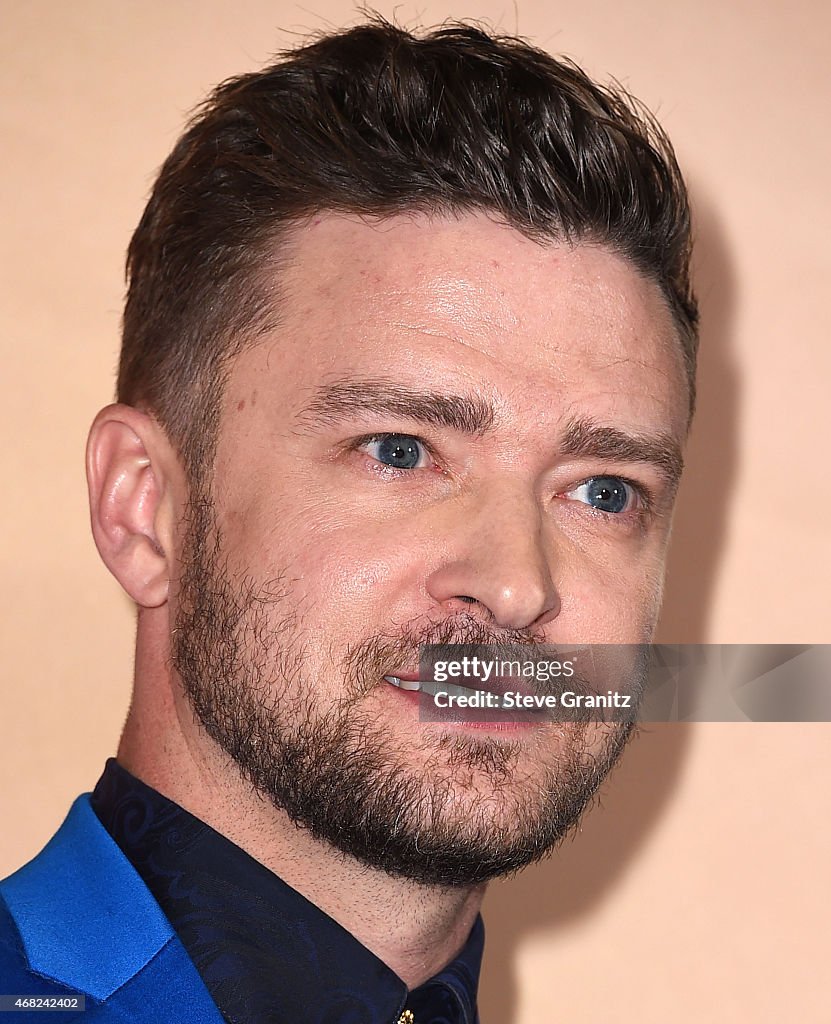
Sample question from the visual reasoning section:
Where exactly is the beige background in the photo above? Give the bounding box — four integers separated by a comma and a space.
1, 1, 829, 1021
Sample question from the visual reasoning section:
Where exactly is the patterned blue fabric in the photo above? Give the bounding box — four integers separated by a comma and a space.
91, 759, 483, 1024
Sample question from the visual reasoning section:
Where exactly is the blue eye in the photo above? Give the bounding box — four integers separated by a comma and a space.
362, 434, 429, 470
568, 476, 635, 514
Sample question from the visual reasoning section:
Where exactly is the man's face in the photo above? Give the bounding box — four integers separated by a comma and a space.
172, 212, 688, 886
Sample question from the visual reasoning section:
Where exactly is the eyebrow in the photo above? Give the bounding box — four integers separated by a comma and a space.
295, 377, 496, 435
296, 377, 683, 488
560, 416, 684, 490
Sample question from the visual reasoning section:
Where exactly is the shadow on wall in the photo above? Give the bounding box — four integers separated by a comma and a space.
656, 187, 740, 645
478, 187, 739, 1022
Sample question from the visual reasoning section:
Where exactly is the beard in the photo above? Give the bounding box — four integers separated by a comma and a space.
171, 487, 638, 887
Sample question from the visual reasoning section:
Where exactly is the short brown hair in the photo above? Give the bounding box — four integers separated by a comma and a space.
118, 19, 698, 482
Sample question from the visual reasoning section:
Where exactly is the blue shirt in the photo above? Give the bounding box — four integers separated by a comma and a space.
90, 759, 483, 1024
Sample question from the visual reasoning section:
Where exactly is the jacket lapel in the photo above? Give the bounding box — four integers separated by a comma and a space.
1, 795, 225, 1022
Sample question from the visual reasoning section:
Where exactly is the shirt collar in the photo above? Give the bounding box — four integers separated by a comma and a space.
91, 758, 482, 1024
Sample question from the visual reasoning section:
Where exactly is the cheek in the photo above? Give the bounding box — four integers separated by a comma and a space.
238, 505, 424, 637
219, 478, 672, 646
556, 553, 667, 643
301, 540, 402, 607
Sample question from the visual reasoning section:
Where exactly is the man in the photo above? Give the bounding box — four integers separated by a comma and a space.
0, 18, 696, 1023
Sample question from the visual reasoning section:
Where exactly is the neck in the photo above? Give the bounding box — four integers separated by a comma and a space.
118, 620, 485, 987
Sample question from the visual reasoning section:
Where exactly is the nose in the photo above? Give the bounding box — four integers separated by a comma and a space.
425, 485, 561, 632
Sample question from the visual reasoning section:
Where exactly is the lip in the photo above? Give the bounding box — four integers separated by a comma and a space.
382, 680, 540, 730
385, 672, 537, 698
384, 672, 493, 695
382, 673, 545, 731
384, 673, 423, 692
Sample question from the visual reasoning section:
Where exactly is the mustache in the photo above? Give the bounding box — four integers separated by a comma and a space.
342, 614, 555, 692
341, 615, 648, 722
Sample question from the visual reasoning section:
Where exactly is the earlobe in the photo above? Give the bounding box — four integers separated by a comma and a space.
86, 404, 180, 608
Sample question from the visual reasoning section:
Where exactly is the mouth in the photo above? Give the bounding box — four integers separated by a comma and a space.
384, 674, 424, 692
383, 674, 530, 698
382, 675, 427, 692
383, 673, 547, 732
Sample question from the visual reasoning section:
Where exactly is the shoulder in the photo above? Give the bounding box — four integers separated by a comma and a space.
0, 796, 224, 1023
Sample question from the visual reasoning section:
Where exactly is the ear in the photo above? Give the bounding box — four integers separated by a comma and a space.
86, 404, 186, 608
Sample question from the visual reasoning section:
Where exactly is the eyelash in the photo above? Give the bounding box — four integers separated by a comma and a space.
349, 432, 442, 477
349, 432, 656, 518
570, 476, 655, 520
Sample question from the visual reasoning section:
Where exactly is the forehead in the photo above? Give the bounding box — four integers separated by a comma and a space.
241, 211, 687, 437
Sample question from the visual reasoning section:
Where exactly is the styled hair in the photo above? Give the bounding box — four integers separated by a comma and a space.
118, 18, 698, 482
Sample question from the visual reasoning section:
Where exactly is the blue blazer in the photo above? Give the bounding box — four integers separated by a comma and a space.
0, 796, 224, 1022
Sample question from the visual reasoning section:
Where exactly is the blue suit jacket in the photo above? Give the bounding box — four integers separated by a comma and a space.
0, 796, 225, 1022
